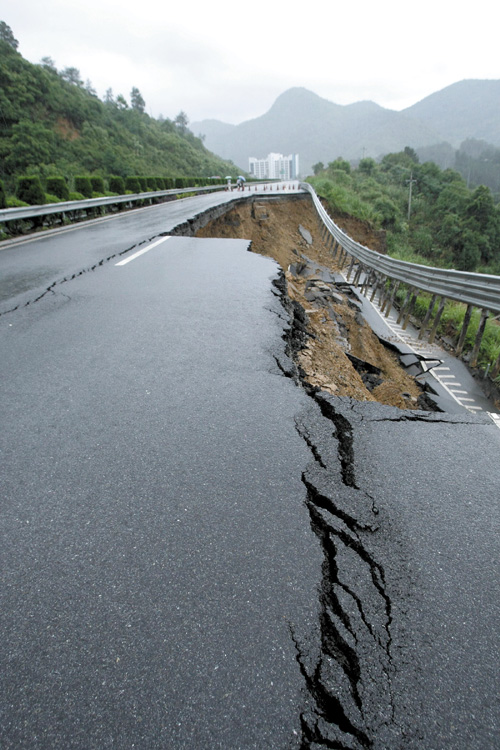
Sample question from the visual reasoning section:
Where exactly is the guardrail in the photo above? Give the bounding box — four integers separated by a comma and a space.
0, 185, 224, 224
301, 182, 500, 374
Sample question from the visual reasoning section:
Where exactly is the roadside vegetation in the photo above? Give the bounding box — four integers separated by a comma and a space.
308, 151, 500, 380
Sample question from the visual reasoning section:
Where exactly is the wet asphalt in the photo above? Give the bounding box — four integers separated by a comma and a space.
1, 202, 499, 748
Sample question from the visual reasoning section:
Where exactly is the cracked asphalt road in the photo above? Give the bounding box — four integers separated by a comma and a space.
1, 202, 500, 748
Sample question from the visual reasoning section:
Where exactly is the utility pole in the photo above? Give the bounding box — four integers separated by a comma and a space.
407, 171, 417, 222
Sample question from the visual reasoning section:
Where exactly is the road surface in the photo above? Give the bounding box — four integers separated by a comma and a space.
1, 199, 499, 748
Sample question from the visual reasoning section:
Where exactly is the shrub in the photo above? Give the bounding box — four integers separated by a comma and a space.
74, 176, 93, 198
7, 196, 29, 207
138, 177, 147, 192
16, 176, 45, 205
125, 176, 141, 193
46, 176, 69, 201
0, 179, 6, 209
90, 176, 105, 194
68, 191, 85, 201
108, 176, 125, 194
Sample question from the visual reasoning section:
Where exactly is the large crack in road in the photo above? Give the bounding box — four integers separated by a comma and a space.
271, 267, 495, 748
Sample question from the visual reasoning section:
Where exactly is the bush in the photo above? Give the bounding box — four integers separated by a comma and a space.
90, 176, 105, 194
16, 176, 46, 205
0, 179, 6, 209
74, 176, 93, 198
138, 177, 147, 192
46, 176, 69, 201
108, 176, 125, 194
68, 191, 85, 201
163, 177, 174, 190
7, 196, 29, 207
125, 176, 141, 193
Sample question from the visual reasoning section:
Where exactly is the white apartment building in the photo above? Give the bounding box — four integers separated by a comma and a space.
248, 152, 299, 180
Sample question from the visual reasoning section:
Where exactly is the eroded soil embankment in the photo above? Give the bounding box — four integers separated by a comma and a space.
196, 196, 423, 410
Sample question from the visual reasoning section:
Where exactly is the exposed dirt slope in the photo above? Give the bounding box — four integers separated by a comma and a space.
196, 196, 422, 409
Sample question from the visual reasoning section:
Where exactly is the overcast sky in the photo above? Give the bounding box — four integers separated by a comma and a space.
4, 0, 499, 126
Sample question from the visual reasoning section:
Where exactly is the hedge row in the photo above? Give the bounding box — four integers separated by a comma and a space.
10, 175, 224, 206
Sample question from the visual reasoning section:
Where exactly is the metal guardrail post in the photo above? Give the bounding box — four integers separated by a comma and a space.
397, 287, 413, 325
379, 278, 394, 314
455, 304, 474, 356
470, 309, 489, 368
402, 289, 419, 330
384, 279, 400, 317
346, 256, 356, 281
370, 274, 382, 302
418, 294, 438, 339
353, 263, 363, 286
429, 297, 446, 343
491, 351, 500, 379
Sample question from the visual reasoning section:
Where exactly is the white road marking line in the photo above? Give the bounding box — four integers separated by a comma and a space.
115, 236, 171, 266
450, 389, 467, 394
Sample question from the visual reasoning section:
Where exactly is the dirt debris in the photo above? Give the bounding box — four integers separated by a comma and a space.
196, 196, 422, 409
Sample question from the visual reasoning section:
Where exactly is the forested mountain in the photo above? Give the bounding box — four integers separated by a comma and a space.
403, 80, 500, 147
192, 82, 500, 182
0, 27, 238, 192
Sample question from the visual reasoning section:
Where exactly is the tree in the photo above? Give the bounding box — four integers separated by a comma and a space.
174, 111, 189, 134
358, 157, 376, 175
104, 88, 115, 105
403, 146, 419, 163
130, 87, 145, 113
466, 185, 495, 231
116, 94, 128, 110
60, 67, 83, 87
0, 21, 18, 49
328, 157, 351, 174
312, 162, 324, 175
5, 120, 55, 173
40, 56, 57, 71
453, 229, 482, 271
85, 79, 97, 97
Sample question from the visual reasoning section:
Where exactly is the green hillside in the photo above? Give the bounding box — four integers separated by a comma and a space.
0, 25, 239, 194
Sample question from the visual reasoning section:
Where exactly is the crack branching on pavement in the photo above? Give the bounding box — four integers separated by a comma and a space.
274, 270, 399, 749
0, 239, 158, 316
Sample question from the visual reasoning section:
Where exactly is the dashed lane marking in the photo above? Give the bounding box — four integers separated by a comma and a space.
115, 236, 171, 266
